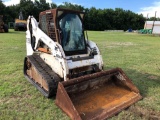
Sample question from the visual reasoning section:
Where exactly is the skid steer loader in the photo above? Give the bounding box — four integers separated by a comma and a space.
24, 8, 142, 120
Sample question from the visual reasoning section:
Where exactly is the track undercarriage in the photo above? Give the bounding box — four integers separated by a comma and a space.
24, 54, 61, 98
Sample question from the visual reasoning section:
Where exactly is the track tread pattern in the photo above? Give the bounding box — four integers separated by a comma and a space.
24, 54, 61, 98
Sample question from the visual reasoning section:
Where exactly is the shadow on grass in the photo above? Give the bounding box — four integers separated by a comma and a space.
105, 66, 160, 96
124, 68, 160, 97
106, 67, 160, 119
125, 68, 160, 119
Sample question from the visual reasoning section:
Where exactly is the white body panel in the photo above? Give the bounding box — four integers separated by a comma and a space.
40, 53, 64, 78
26, 16, 104, 81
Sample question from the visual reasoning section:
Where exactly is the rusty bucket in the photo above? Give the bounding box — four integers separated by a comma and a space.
55, 68, 142, 120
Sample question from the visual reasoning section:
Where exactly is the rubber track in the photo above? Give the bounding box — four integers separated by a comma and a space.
24, 54, 61, 98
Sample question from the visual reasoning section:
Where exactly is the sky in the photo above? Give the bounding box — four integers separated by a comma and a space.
3, 0, 160, 17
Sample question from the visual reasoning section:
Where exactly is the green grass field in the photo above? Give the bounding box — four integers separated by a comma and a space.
0, 30, 160, 120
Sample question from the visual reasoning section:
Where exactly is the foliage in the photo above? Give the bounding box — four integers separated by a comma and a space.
84, 8, 145, 30
58, 2, 84, 11
0, 0, 5, 14
0, 1, 145, 30
147, 17, 160, 21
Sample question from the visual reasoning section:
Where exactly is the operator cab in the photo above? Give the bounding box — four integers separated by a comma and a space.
57, 9, 87, 55
39, 9, 87, 56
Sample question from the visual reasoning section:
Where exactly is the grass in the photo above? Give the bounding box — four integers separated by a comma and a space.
0, 30, 160, 119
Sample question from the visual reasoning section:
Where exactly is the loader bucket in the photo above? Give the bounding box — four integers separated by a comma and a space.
55, 68, 142, 120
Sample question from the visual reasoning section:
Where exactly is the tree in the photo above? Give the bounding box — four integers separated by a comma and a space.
0, 0, 5, 15
5, 5, 19, 23
34, 0, 50, 20
1, 0, 145, 30
51, 3, 57, 9
58, 2, 84, 11
18, 0, 35, 19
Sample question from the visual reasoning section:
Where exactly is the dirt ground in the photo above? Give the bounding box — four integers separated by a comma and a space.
127, 105, 160, 120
